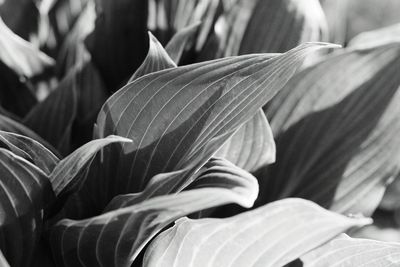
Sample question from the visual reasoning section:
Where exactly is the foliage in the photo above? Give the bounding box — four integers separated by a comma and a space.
0, 0, 400, 266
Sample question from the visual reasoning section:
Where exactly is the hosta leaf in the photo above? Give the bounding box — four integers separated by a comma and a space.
65, 43, 331, 218
239, 0, 328, 54
50, 185, 255, 267
302, 234, 400, 267
320, 0, 349, 44
348, 23, 400, 49
165, 22, 201, 64
104, 157, 258, 211
261, 42, 400, 216
24, 69, 78, 156
129, 32, 176, 83
0, 114, 54, 149
0, 148, 55, 267
50, 135, 131, 197
0, 249, 10, 267
215, 110, 275, 173
85, 0, 148, 91
0, 130, 59, 175
0, 16, 54, 78
143, 198, 371, 267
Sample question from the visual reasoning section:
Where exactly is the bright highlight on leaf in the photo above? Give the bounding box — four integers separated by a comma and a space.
143, 198, 371, 267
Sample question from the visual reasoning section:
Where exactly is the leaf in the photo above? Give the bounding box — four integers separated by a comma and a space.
239, 0, 328, 54
0, 114, 55, 150
50, 184, 256, 267
85, 0, 149, 91
24, 68, 78, 156
215, 110, 275, 173
0, 249, 10, 267
50, 135, 131, 197
165, 22, 201, 64
260, 42, 400, 216
104, 157, 259, 211
320, 0, 349, 45
0, 16, 54, 78
63, 43, 331, 218
0, 130, 59, 175
143, 198, 371, 267
0, 148, 55, 267
348, 23, 400, 49
302, 234, 400, 267
128, 32, 176, 83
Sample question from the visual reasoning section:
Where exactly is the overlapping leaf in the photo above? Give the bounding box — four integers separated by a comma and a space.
129, 32, 176, 83
0, 148, 55, 267
50, 179, 257, 267
349, 23, 400, 48
24, 68, 78, 156
239, 0, 328, 54
104, 157, 258, 211
63, 43, 331, 219
0, 130, 59, 175
143, 198, 371, 267
302, 234, 400, 267
260, 42, 400, 216
215, 110, 275, 173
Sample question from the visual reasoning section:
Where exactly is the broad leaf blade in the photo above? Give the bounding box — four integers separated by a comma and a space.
0, 148, 55, 267
143, 198, 371, 267
261, 42, 400, 216
64, 43, 331, 218
348, 23, 400, 49
50, 185, 255, 267
215, 110, 275, 173
302, 234, 400, 267
0, 130, 59, 175
129, 32, 176, 83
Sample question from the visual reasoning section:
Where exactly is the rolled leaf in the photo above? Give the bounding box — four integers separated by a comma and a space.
50, 184, 256, 267
302, 234, 400, 267
261, 42, 400, 216
215, 110, 275, 173
143, 198, 371, 267
0, 148, 55, 267
0, 130, 59, 175
128, 32, 176, 83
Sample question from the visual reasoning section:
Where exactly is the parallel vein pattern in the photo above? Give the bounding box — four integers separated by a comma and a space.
143, 198, 371, 267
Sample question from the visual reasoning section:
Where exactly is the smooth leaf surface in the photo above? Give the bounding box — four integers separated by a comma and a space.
63, 43, 331, 219
302, 234, 400, 267
348, 23, 400, 49
239, 0, 328, 54
50, 184, 256, 267
0, 148, 55, 267
0, 249, 10, 267
215, 110, 275, 173
143, 198, 371, 267
129, 32, 176, 83
0, 130, 59, 175
261, 42, 400, 216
